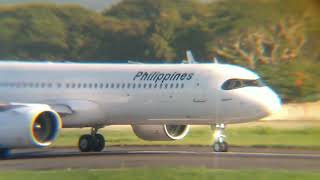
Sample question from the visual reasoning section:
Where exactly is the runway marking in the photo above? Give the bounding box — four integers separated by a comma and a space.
216, 151, 320, 159
126, 150, 320, 159
7, 148, 320, 160
12, 149, 320, 160
4, 148, 320, 170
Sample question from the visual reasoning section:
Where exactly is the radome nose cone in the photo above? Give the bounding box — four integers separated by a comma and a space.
264, 88, 282, 115
267, 99, 282, 114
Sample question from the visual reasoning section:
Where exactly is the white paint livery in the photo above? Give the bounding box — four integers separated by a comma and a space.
0, 57, 282, 154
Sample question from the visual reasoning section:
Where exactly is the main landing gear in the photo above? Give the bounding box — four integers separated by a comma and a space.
78, 127, 106, 152
211, 124, 228, 152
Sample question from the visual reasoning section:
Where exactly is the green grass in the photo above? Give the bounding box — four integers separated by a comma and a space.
52, 126, 320, 148
0, 168, 320, 180
227, 127, 320, 148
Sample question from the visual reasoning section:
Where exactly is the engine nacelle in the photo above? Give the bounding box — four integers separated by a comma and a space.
132, 125, 190, 141
0, 104, 62, 148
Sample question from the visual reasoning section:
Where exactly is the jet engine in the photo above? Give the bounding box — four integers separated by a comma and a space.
132, 125, 190, 141
0, 104, 62, 148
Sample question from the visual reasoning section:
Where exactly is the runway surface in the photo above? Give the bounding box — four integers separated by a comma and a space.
1, 146, 320, 170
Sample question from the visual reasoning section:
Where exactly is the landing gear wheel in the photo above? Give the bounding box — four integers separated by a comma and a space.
213, 141, 228, 152
93, 134, 105, 152
78, 134, 95, 152
211, 124, 228, 152
78, 127, 106, 152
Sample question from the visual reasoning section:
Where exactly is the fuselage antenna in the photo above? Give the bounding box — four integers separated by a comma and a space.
184, 50, 198, 64
213, 57, 219, 64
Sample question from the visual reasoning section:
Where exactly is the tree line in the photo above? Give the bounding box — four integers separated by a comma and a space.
0, 0, 319, 102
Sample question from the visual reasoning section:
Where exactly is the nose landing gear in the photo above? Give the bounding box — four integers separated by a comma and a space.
211, 124, 228, 152
78, 127, 106, 152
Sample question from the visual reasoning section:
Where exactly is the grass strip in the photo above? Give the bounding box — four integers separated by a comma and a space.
1, 168, 320, 180
52, 126, 320, 148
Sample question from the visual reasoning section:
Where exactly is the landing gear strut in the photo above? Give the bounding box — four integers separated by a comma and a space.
211, 124, 228, 152
78, 127, 106, 152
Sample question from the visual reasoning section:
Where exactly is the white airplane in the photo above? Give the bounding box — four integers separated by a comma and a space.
0, 51, 281, 157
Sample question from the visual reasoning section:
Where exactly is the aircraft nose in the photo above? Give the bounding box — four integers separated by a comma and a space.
260, 87, 282, 115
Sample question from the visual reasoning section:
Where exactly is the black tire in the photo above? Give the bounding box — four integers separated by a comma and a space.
221, 141, 228, 152
213, 141, 228, 152
93, 134, 105, 152
78, 134, 94, 152
213, 142, 221, 152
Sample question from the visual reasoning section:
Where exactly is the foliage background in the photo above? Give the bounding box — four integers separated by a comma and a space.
0, 0, 318, 102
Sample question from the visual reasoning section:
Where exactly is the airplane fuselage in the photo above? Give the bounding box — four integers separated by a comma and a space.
0, 62, 281, 128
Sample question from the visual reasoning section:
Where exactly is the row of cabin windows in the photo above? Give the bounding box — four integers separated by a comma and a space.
0, 82, 185, 89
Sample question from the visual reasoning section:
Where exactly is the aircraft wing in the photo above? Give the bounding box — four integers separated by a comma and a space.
49, 104, 73, 115
42, 99, 102, 116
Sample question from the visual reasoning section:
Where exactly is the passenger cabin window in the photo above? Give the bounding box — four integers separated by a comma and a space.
221, 78, 265, 90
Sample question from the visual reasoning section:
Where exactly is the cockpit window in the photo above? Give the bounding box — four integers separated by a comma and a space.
221, 78, 265, 90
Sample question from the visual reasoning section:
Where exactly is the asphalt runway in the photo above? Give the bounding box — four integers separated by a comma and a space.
1, 146, 320, 170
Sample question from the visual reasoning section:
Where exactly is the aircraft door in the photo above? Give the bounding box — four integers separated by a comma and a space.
192, 71, 208, 103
